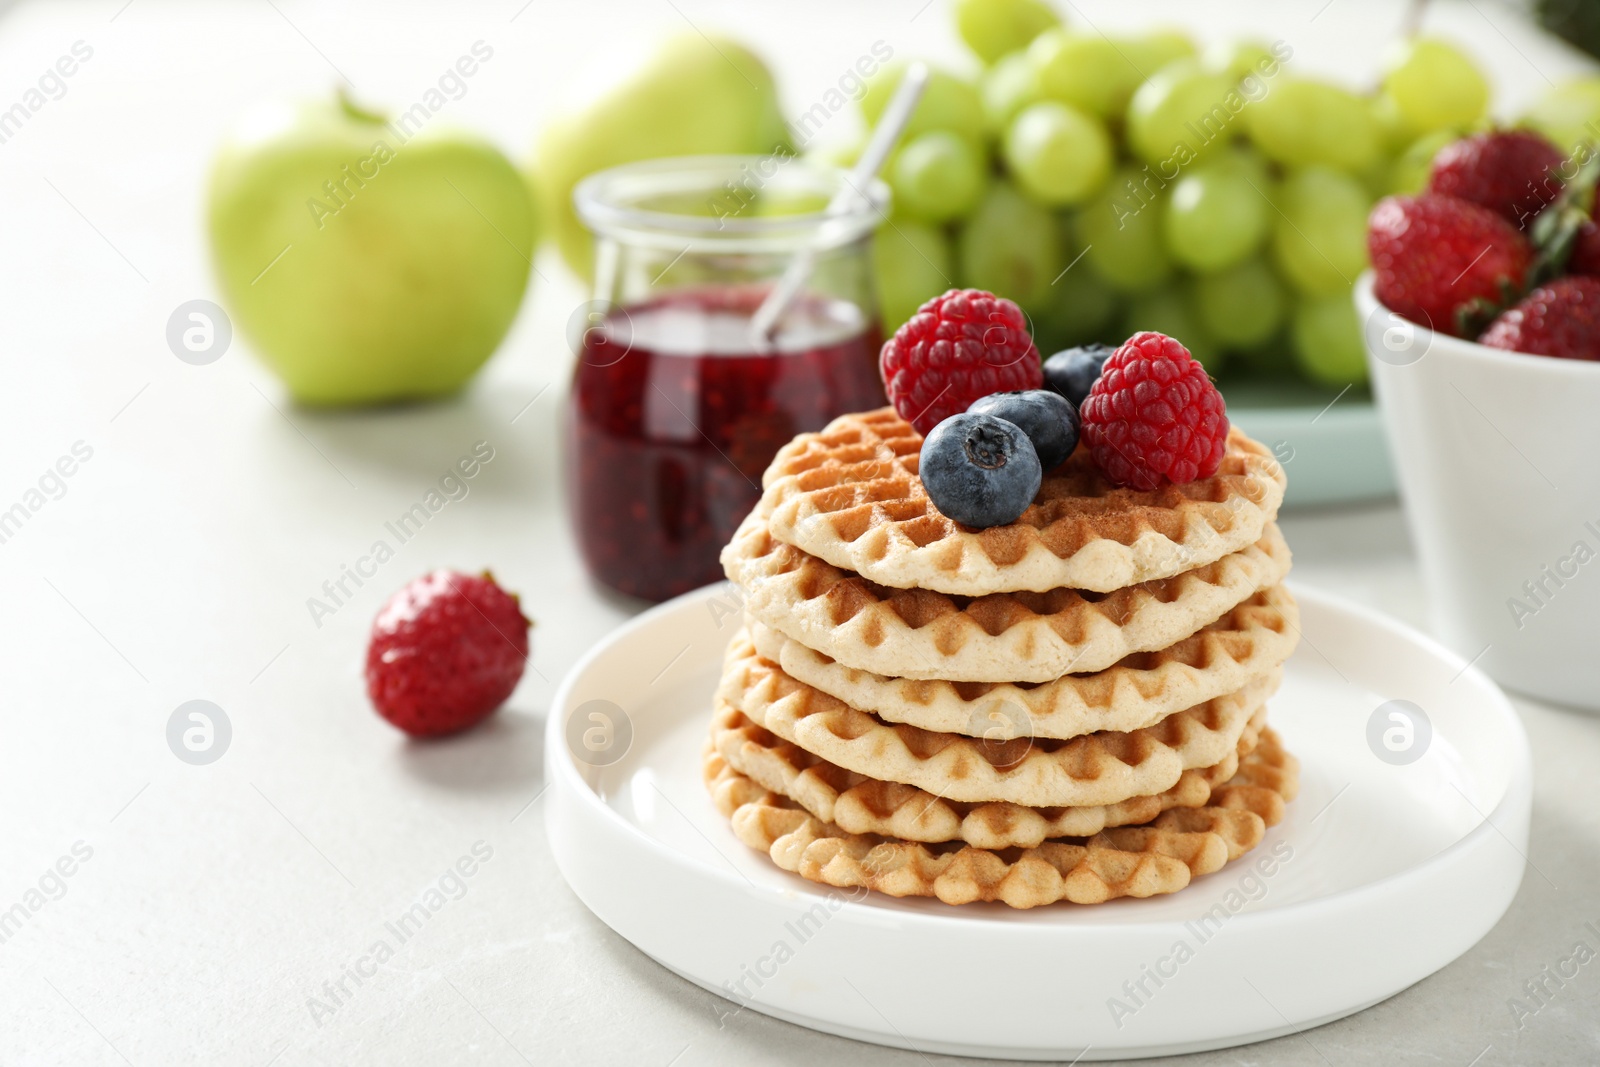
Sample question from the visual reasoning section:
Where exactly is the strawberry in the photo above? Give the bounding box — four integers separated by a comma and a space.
1427, 129, 1567, 229
1368, 194, 1533, 337
365, 570, 532, 737
1478, 276, 1600, 360
1568, 220, 1600, 276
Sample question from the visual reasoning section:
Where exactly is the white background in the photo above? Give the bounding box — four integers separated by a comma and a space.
1, 0, 1598, 1063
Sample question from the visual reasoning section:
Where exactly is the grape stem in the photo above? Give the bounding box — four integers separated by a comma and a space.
1369, 0, 1429, 95
1401, 0, 1429, 38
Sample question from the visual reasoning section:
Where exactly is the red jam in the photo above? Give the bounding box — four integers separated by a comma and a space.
566, 286, 883, 602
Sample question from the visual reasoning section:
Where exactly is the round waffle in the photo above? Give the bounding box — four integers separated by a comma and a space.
756, 407, 1286, 596
705, 727, 1299, 908
722, 512, 1292, 683
717, 631, 1280, 808
708, 698, 1279, 849
747, 583, 1299, 740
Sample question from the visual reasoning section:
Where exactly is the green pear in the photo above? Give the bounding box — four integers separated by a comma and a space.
209, 94, 536, 406
537, 33, 789, 278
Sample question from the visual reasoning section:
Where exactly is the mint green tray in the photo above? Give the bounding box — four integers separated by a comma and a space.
1223, 382, 1396, 509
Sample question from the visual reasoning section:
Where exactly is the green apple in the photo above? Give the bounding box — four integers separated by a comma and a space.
208, 93, 535, 406
537, 33, 789, 279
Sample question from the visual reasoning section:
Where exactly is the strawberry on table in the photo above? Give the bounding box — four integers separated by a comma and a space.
365, 569, 532, 737
1367, 194, 1533, 337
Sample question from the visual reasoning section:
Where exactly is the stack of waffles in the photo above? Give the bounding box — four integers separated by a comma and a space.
706, 407, 1302, 909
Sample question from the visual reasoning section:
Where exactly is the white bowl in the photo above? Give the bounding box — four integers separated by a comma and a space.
545, 581, 1529, 1060
1356, 272, 1600, 710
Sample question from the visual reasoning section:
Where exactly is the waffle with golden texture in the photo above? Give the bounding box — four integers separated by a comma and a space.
756, 408, 1286, 596
747, 583, 1298, 739
708, 699, 1276, 848
722, 511, 1292, 683
705, 728, 1299, 907
718, 631, 1279, 806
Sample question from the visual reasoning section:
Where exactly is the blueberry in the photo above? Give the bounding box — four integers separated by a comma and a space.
968, 389, 1080, 470
1043, 344, 1115, 409
919, 413, 1042, 529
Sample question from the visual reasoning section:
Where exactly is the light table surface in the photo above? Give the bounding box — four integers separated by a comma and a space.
2, 0, 1597, 1063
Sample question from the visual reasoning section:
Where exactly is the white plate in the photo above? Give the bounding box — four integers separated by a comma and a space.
545, 583, 1530, 1061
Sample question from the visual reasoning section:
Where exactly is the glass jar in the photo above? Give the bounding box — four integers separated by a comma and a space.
567, 156, 888, 602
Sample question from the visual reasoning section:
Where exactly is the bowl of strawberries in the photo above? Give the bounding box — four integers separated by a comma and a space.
1356, 128, 1600, 710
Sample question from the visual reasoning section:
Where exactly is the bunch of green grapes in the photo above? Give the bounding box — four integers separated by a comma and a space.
844, 0, 1500, 392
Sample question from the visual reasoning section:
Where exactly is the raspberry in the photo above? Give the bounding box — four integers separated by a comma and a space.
1427, 129, 1567, 229
1368, 194, 1533, 337
1479, 276, 1600, 360
879, 288, 1043, 435
365, 570, 532, 737
1079, 332, 1229, 491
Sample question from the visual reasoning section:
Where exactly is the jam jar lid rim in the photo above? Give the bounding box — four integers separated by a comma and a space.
573, 154, 889, 246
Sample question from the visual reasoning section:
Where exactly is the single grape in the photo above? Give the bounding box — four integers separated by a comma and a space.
982, 51, 1043, 135
1028, 29, 1141, 119
954, 0, 1061, 65
862, 63, 985, 146
1126, 59, 1242, 167
1122, 29, 1197, 76
957, 179, 1063, 308
1246, 78, 1381, 172
1386, 129, 1463, 195
890, 131, 986, 222
1034, 245, 1119, 351
807, 137, 863, 170
1121, 287, 1222, 372
1270, 166, 1370, 296
1204, 39, 1278, 84
1193, 258, 1286, 348
1291, 293, 1369, 387
872, 216, 956, 332
1220, 146, 1271, 185
1004, 101, 1112, 206
1076, 165, 1174, 293
1383, 38, 1489, 133
1162, 151, 1272, 272
1519, 76, 1600, 152
1370, 92, 1421, 154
